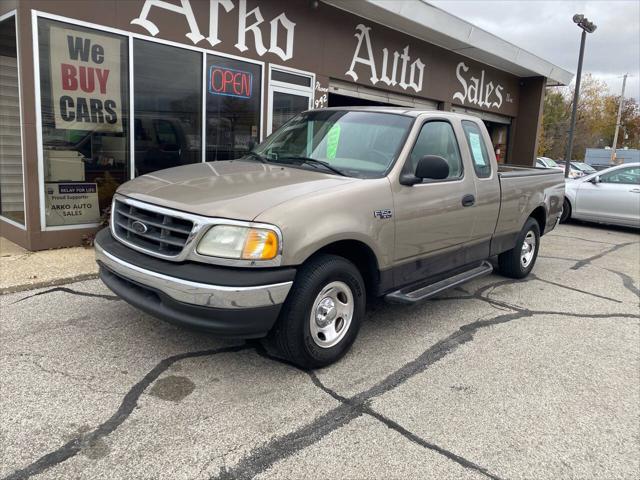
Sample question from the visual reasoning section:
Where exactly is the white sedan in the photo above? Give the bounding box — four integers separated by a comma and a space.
561, 162, 640, 228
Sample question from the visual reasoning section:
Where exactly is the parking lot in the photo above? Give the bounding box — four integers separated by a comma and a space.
1, 223, 638, 480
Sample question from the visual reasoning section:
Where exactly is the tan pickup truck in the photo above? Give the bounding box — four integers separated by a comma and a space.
95, 107, 564, 368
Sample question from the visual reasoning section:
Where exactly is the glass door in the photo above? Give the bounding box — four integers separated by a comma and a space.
268, 68, 314, 136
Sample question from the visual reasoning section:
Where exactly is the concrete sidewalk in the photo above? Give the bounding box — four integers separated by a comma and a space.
0, 236, 98, 294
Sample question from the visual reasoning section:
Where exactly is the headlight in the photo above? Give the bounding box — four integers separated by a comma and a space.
196, 225, 279, 260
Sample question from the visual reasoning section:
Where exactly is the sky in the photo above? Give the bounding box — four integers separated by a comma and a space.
429, 0, 640, 101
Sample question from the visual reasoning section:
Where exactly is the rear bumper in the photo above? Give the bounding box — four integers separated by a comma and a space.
95, 230, 293, 338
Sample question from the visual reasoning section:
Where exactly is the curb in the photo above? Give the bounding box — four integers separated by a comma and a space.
0, 273, 99, 295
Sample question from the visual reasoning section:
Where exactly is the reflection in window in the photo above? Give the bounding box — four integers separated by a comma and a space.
0, 16, 25, 225
410, 121, 463, 179
38, 19, 129, 227
134, 40, 202, 176
600, 167, 640, 185
206, 55, 261, 161
272, 91, 310, 133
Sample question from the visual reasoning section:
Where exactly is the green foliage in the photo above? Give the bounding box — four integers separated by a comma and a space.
538, 74, 640, 160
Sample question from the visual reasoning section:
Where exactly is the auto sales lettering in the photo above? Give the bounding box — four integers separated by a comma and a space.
50, 26, 122, 132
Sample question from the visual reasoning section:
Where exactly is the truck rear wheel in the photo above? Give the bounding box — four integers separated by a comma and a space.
497, 217, 540, 279
267, 254, 365, 369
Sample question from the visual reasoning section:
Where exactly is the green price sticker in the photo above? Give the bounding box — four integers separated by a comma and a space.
326, 124, 341, 159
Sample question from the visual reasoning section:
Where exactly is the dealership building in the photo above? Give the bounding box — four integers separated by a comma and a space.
0, 0, 572, 250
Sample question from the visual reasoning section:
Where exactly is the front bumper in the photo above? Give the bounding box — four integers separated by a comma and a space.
95, 230, 294, 338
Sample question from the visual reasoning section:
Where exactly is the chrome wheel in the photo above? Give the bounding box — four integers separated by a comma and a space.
309, 281, 354, 349
521, 230, 537, 268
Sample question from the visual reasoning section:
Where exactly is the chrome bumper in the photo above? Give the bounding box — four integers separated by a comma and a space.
95, 243, 293, 309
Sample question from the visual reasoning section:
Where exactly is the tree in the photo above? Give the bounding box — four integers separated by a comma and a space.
538, 74, 640, 161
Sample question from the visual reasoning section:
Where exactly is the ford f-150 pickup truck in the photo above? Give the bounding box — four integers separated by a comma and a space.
95, 107, 565, 368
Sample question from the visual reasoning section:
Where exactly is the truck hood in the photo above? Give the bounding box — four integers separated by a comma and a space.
116, 160, 357, 220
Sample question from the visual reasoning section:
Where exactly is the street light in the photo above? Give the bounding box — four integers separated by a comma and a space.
564, 14, 597, 178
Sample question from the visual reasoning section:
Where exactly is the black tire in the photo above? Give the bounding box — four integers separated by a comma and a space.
560, 198, 571, 223
497, 217, 540, 279
266, 254, 366, 369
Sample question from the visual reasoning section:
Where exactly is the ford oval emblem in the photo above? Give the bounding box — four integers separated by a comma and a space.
131, 220, 148, 234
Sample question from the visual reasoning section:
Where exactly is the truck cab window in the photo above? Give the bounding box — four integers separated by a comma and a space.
462, 120, 492, 178
409, 121, 462, 180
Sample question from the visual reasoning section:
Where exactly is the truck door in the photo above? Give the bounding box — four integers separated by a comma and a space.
392, 119, 477, 284
460, 120, 501, 261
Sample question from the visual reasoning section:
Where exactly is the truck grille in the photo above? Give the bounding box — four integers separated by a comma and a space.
112, 199, 194, 256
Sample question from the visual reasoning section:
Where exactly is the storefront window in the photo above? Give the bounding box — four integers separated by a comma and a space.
38, 19, 129, 227
133, 40, 202, 176
0, 15, 25, 225
205, 55, 261, 161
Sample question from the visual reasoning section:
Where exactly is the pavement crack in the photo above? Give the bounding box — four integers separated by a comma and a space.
546, 233, 620, 246
365, 406, 505, 480
603, 268, 640, 298
9, 287, 120, 305
571, 241, 636, 270
211, 308, 529, 480
2, 344, 250, 480
307, 371, 504, 479
529, 274, 623, 304
212, 287, 639, 480
23, 358, 96, 382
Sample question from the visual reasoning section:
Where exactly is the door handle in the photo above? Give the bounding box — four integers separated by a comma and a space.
630, 188, 640, 193
462, 194, 475, 207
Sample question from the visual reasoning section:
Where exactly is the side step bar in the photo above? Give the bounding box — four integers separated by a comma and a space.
385, 261, 493, 305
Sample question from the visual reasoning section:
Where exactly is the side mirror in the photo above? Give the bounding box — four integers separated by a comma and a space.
589, 176, 600, 184
400, 155, 450, 186
416, 155, 450, 180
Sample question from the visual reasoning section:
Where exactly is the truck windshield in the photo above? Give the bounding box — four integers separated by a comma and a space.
253, 110, 413, 178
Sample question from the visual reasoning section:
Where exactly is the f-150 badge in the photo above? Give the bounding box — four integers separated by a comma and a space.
374, 209, 392, 219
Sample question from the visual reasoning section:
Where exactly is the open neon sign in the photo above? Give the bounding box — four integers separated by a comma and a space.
208, 65, 252, 99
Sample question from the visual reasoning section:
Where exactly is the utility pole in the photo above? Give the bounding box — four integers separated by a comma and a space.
564, 14, 596, 179
610, 73, 628, 164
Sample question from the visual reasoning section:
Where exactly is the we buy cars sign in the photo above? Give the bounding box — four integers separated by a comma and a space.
50, 26, 122, 132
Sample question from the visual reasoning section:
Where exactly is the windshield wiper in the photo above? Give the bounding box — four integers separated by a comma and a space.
243, 151, 269, 163
275, 156, 348, 177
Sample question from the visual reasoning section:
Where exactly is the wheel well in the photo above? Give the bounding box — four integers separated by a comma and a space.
529, 206, 547, 235
313, 240, 379, 296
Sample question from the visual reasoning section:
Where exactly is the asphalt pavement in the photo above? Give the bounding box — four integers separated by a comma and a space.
1, 223, 638, 480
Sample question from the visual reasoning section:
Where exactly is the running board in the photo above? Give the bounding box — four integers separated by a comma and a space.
385, 261, 493, 305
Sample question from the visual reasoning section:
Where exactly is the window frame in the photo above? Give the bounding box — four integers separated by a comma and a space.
0, 10, 27, 230
31, 9, 265, 232
401, 118, 465, 185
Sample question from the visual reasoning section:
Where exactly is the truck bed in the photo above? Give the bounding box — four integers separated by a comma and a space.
494, 164, 565, 243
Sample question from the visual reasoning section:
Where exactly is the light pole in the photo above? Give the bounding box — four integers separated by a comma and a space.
611, 73, 628, 164
564, 14, 597, 179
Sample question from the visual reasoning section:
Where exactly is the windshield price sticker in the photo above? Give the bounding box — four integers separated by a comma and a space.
468, 132, 487, 166
326, 124, 341, 159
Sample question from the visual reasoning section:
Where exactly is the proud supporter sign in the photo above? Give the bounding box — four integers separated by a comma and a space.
50, 26, 123, 133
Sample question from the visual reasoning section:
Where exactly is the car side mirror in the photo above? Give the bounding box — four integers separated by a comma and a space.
590, 176, 600, 184
400, 155, 450, 186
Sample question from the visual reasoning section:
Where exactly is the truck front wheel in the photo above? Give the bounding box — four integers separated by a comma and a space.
267, 254, 365, 369
497, 217, 540, 279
